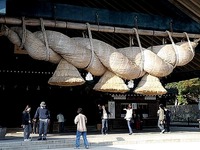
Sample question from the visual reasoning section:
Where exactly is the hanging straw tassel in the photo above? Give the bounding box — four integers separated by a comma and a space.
93, 70, 130, 93
134, 73, 167, 95
48, 59, 85, 86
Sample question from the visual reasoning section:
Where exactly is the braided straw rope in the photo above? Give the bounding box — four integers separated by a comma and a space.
1, 25, 199, 94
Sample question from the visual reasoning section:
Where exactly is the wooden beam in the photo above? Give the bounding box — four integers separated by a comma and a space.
0, 17, 200, 39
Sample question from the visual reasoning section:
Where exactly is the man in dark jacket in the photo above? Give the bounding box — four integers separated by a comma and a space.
22, 105, 32, 141
164, 107, 171, 132
33, 101, 50, 140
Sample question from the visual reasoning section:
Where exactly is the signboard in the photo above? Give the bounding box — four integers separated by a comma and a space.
132, 103, 137, 110
108, 101, 115, 119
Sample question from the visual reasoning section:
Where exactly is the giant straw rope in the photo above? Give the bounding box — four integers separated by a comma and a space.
0, 24, 199, 95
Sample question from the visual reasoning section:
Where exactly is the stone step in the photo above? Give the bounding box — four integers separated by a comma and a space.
1, 126, 200, 150
0, 138, 75, 150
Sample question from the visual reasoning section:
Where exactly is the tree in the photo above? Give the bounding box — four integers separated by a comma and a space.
165, 78, 200, 105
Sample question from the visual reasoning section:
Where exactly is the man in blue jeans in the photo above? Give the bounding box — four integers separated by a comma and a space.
33, 101, 50, 140
101, 105, 110, 135
124, 104, 133, 135
74, 108, 89, 149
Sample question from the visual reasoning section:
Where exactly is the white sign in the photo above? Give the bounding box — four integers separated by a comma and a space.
108, 101, 115, 119
132, 103, 137, 110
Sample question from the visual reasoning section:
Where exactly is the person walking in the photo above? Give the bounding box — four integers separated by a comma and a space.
123, 103, 133, 135
74, 107, 89, 149
21, 105, 32, 141
164, 107, 171, 132
101, 105, 110, 135
157, 104, 165, 134
57, 112, 65, 133
33, 101, 50, 140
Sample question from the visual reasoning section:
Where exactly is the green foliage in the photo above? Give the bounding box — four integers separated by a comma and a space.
165, 78, 200, 105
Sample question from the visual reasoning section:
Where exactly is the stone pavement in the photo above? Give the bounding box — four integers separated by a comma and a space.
40, 142, 200, 150
0, 126, 200, 150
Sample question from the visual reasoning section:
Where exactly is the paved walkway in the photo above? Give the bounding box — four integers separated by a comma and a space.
40, 142, 200, 150
2, 126, 200, 142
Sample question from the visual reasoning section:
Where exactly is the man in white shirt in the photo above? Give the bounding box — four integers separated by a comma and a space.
124, 104, 133, 135
57, 112, 65, 133
101, 105, 110, 135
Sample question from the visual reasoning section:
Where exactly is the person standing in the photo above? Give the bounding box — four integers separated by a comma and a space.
33, 101, 50, 140
123, 103, 133, 135
157, 104, 165, 134
164, 107, 171, 132
74, 108, 89, 149
101, 105, 110, 135
32, 118, 38, 134
21, 105, 32, 141
57, 112, 65, 133
96, 104, 102, 131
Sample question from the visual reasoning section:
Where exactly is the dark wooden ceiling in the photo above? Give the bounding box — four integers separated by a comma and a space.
1, 0, 200, 87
